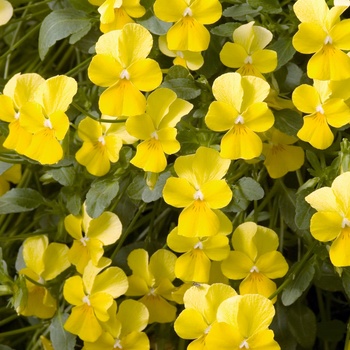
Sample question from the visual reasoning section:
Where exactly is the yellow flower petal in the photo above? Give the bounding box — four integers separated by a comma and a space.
174, 309, 208, 339
323, 98, 350, 128
3, 120, 32, 154
305, 186, 339, 212
68, 240, 92, 273
256, 251, 289, 279
126, 113, 155, 140
0, 95, 16, 122
240, 272, 277, 300
128, 59, 163, 91
243, 102, 274, 132
293, 22, 325, 54
220, 42, 247, 68
221, 251, 254, 279
293, 0, 328, 24
331, 172, 350, 213
251, 50, 277, 73
0, 0, 13, 25
190, 0, 222, 24
201, 180, 232, 209
240, 75, 270, 111
163, 177, 195, 207
330, 19, 350, 49
309, 211, 342, 241
88, 212, 122, 245
205, 101, 238, 132
117, 299, 149, 334
127, 249, 152, 282
149, 249, 176, 283
329, 227, 350, 266
63, 275, 86, 306
89, 292, 113, 322
140, 293, 177, 323
42, 243, 70, 281
22, 235, 48, 276
92, 267, 128, 298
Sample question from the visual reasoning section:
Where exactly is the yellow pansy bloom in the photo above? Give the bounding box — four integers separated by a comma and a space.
64, 259, 128, 342
262, 128, 305, 179
306, 172, 350, 267
64, 204, 122, 274
20, 75, 78, 164
220, 21, 277, 79
0, 163, 21, 196
293, 0, 350, 80
292, 80, 350, 149
174, 283, 237, 350
0, 0, 13, 26
126, 249, 177, 323
88, 23, 163, 117
75, 117, 124, 176
163, 146, 232, 237
167, 225, 231, 283
126, 88, 193, 173
205, 294, 280, 350
205, 72, 274, 160
17, 235, 70, 319
0, 73, 44, 155
158, 35, 204, 71
83, 300, 150, 350
153, 0, 222, 52
89, 0, 146, 33
221, 222, 289, 302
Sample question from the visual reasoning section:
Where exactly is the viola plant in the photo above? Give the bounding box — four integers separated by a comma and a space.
2, 0, 350, 349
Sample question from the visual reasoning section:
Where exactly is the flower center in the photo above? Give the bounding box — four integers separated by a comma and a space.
120, 69, 130, 80
82, 295, 91, 306
183, 7, 193, 16
114, 339, 123, 349
114, 0, 122, 9
244, 55, 253, 64
44, 118, 53, 129
176, 51, 184, 59
324, 35, 333, 45
204, 325, 211, 334
148, 287, 156, 296
250, 265, 259, 273
14, 111, 20, 120
235, 115, 245, 124
316, 105, 324, 114
194, 241, 204, 250
80, 236, 90, 246
342, 217, 350, 228
239, 339, 249, 349
193, 189, 204, 201
98, 135, 106, 145
151, 131, 159, 140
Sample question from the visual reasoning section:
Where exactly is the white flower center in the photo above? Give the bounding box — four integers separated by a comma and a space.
114, 339, 123, 349
176, 51, 184, 58
80, 236, 90, 246
244, 55, 253, 64
235, 115, 245, 124
82, 295, 91, 306
183, 7, 193, 16
44, 118, 53, 129
148, 287, 156, 296
38, 276, 45, 284
239, 339, 249, 349
14, 111, 20, 120
204, 325, 211, 334
98, 136, 106, 145
114, 0, 122, 9
151, 131, 159, 140
316, 105, 324, 114
324, 35, 333, 45
193, 189, 204, 201
250, 265, 259, 273
120, 69, 130, 80
342, 217, 350, 228
194, 241, 204, 250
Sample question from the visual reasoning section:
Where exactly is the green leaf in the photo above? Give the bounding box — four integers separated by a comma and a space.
269, 38, 296, 69
248, 0, 282, 13
85, 177, 119, 218
0, 161, 12, 175
60, 186, 82, 215
137, 10, 172, 35
278, 187, 297, 231
0, 188, 44, 214
223, 4, 260, 20
273, 109, 303, 137
210, 22, 240, 37
287, 302, 317, 348
282, 258, 315, 306
39, 9, 92, 60
317, 320, 346, 342
314, 259, 343, 292
142, 172, 171, 203
68, 0, 95, 12
295, 188, 315, 230
0, 345, 15, 350
127, 175, 144, 201
49, 311, 76, 350
46, 166, 75, 186
237, 177, 264, 201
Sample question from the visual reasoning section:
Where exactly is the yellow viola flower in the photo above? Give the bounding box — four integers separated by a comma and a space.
205, 294, 280, 350
158, 35, 204, 71
0, 73, 44, 155
88, 23, 163, 117
126, 248, 177, 323
292, 0, 350, 80
17, 235, 70, 319
19, 75, 78, 164
220, 21, 277, 79
64, 204, 122, 274
75, 117, 124, 176
0, 0, 13, 26
262, 128, 305, 179
163, 146, 232, 237
63, 259, 128, 342
153, 0, 222, 52
305, 172, 350, 267
89, 0, 146, 33
205, 72, 274, 160
0, 163, 21, 196
221, 222, 289, 301
126, 88, 193, 173
167, 225, 231, 283
174, 283, 237, 349
84, 299, 150, 350
292, 80, 350, 149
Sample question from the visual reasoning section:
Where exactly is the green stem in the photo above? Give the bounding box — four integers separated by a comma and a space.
110, 202, 147, 260
0, 324, 43, 337
268, 241, 318, 300
0, 314, 18, 327
13, 0, 51, 12
65, 57, 91, 77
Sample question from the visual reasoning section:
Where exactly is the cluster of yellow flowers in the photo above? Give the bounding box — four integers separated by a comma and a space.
2, 0, 350, 349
